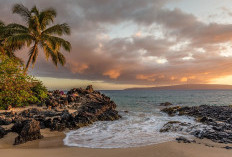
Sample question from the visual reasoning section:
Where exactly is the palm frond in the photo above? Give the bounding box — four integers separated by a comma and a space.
57, 51, 66, 65
5, 23, 29, 35
6, 34, 33, 47
5, 42, 24, 52
7, 23, 28, 31
42, 34, 71, 52
12, 4, 31, 23
39, 8, 56, 30
28, 15, 41, 36
42, 23, 70, 35
43, 43, 58, 66
31, 6, 39, 17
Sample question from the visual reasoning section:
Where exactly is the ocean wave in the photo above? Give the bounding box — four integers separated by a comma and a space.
63, 111, 206, 148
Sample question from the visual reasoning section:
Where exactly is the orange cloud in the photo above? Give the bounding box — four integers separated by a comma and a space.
103, 69, 121, 79
136, 74, 156, 82
180, 77, 188, 82
134, 31, 142, 37
170, 76, 176, 80
70, 63, 89, 74
188, 76, 196, 79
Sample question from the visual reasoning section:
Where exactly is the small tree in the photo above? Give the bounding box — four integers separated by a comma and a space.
0, 52, 37, 109
31, 78, 48, 103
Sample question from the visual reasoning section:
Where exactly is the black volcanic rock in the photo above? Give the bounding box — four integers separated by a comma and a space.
0, 85, 121, 145
0, 126, 7, 138
162, 105, 232, 144
14, 119, 43, 145
86, 85, 94, 93
176, 136, 191, 143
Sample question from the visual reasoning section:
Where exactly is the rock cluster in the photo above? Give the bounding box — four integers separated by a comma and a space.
162, 105, 232, 144
0, 86, 121, 145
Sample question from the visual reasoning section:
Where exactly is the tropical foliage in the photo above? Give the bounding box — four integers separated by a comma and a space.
31, 79, 48, 103
0, 52, 47, 109
0, 4, 71, 109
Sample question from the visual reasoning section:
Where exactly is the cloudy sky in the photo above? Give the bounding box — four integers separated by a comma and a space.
1, 0, 232, 89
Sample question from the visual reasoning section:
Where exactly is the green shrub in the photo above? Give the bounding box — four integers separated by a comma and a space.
31, 79, 48, 103
0, 52, 43, 109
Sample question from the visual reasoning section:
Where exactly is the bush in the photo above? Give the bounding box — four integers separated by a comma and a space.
31, 79, 48, 103
0, 52, 47, 109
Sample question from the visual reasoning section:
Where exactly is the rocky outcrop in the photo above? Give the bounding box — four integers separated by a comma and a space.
13, 119, 43, 145
42, 86, 121, 131
162, 105, 232, 144
0, 86, 121, 145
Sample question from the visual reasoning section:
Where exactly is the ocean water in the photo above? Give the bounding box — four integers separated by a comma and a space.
64, 90, 232, 148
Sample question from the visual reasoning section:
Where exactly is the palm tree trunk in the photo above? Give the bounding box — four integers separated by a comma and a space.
24, 43, 38, 74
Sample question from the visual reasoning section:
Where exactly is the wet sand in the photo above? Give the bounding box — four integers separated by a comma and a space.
0, 129, 232, 157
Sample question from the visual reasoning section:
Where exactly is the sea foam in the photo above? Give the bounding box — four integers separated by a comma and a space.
63, 111, 207, 148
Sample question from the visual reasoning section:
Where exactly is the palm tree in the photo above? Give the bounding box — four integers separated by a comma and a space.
6, 4, 71, 73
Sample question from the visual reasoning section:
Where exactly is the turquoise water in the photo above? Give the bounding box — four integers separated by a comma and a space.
64, 90, 232, 148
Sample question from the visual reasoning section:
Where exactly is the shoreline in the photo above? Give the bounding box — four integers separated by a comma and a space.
0, 129, 232, 157
1, 90, 232, 157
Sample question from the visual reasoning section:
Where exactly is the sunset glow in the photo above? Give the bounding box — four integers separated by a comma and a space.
1, 0, 232, 89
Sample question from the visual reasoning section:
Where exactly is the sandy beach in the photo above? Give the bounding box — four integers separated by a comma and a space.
1, 106, 232, 157
0, 128, 232, 157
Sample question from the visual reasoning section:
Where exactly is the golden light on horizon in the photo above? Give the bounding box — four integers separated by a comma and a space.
210, 75, 232, 85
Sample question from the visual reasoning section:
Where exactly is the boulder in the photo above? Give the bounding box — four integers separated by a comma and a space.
0, 126, 7, 138
14, 119, 43, 145
176, 136, 191, 143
